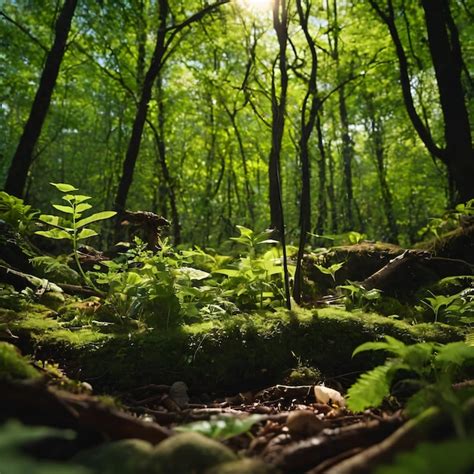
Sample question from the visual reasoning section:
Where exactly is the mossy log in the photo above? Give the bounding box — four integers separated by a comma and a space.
4, 307, 465, 394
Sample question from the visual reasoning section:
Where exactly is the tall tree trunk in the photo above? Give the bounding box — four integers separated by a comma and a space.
364, 94, 398, 243
421, 0, 474, 203
369, 0, 473, 204
4, 0, 78, 197
114, 0, 168, 218
293, 0, 320, 303
269, 0, 291, 310
315, 113, 327, 235
113, 0, 229, 225
268, 0, 288, 233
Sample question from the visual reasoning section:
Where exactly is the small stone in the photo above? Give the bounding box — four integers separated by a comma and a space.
286, 410, 325, 438
169, 381, 189, 408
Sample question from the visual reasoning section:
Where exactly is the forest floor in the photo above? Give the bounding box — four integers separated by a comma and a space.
1, 221, 473, 473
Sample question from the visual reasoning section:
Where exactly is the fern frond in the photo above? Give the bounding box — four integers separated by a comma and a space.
347, 364, 394, 412
464, 332, 474, 347
352, 335, 407, 358
435, 342, 474, 366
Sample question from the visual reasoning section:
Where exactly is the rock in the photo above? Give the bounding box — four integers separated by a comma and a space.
205, 458, 280, 473
150, 432, 237, 474
169, 381, 189, 408
73, 439, 153, 474
286, 410, 325, 438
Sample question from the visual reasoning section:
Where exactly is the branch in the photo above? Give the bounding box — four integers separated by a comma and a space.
0, 10, 48, 52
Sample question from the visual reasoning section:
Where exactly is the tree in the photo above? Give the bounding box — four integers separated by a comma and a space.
4, 0, 78, 198
369, 0, 473, 204
113, 0, 229, 223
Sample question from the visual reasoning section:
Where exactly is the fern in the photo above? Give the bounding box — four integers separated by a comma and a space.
346, 364, 394, 412
435, 342, 474, 367
352, 335, 408, 358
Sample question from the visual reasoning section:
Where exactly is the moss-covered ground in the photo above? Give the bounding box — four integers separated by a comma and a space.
1, 303, 465, 393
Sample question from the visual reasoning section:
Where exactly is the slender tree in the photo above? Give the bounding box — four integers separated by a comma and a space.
4, 0, 78, 198
114, 0, 229, 222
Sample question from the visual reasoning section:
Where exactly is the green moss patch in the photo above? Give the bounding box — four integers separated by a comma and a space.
7, 306, 463, 393
0, 342, 40, 381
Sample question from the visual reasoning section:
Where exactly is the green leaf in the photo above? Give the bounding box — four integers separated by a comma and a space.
347, 364, 393, 412
35, 229, 72, 240
76, 228, 98, 240
61, 194, 91, 204
75, 211, 117, 228
175, 414, 263, 440
50, 183, 78, 193
38, 214, 62, 227
176, 267, 210, 280
52, 204, 74, 214
257, 239, 279, 245
75, 203, 92, 214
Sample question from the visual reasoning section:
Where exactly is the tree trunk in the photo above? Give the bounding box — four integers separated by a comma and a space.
268, 0, 288, 234
114, 0, 168, 219
421, 0, 474, 203
293, 0, 320, 303
4, 0, 78, 198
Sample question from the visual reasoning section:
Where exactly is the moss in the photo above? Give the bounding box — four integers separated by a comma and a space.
150, 432, 236, 474
5, 303, 466, 393
73, 439, 153, 474
0, 342, 40, 381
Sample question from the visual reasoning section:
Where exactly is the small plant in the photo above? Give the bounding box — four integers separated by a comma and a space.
347, 336, 474, 438
337, 282, 381, 310
315, 262, 344, 283
214, 226, 292, 309
35, 183, 116, 288
0, 191, 38, 234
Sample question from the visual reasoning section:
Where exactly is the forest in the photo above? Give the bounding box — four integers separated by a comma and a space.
0, 0, 473, 473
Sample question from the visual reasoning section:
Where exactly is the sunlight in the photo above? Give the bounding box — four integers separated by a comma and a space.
237, 0, 273, 12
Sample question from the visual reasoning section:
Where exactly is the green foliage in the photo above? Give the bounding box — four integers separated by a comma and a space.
35, 183, 116, 287
375, 438, 474, 474
0, 421, 88, 474
30, 255, 81, 285
214, 226, 293, 309
337, 282, 382, 310
315, 262, 344, 282
0, 192, 38, 234
418, 280, 474, 326
175, 414, 263, 440
0, 342, 40, 381
419, 199, 474, 240
347, 337, 474, 436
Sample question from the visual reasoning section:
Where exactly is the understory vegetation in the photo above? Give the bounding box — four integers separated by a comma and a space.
1, 0, 473, 472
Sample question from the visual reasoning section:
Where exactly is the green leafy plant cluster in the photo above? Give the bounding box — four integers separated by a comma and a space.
347, 336, 474, 438
35, 183, 116, 287
337, 281, 382, 310
419, 284, 474, 326
214, 226, 293, 309
418, 199, 474, 240
0, 191, 38, 234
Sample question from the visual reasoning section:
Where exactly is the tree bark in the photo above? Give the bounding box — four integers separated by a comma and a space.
268, 0, 288, 234
4, 0, 78, 198
114, 0, 169, 219
369, 0, 473, 204
421, 0, 474, 203
293, 0, 321, 303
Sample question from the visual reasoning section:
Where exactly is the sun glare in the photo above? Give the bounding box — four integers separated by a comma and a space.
237, 0, 272, 12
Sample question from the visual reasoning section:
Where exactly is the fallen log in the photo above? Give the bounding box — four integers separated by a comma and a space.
0, 379, 171, 445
